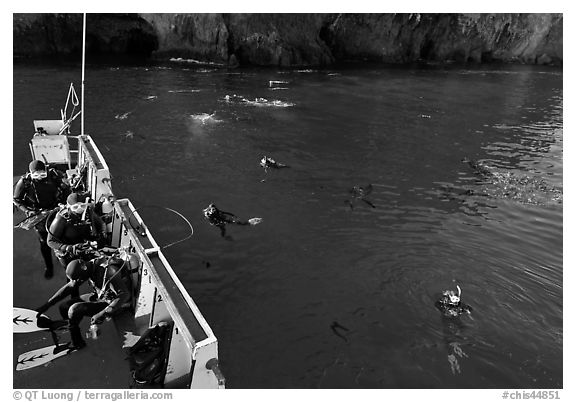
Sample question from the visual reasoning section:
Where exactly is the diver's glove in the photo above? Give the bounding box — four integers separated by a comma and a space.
90, 315, 104, 326
90, 309, 110, 325
67, 242, 90, 256
248, 218, 263, 225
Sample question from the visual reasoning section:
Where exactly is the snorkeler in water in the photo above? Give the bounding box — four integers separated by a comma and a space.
203, 203, 262, 240
435, 285, 472, 318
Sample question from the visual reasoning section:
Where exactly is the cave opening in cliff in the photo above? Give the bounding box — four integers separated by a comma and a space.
420, 39, 435, 61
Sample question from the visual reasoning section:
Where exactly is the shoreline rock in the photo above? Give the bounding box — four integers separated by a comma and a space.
13, 13, 562, 67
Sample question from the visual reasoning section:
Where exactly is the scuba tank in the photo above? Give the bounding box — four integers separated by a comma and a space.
95, 195, 114, 242
101, 196, 114, 234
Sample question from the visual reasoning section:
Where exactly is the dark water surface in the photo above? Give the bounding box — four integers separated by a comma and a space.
13, 61, 562, 388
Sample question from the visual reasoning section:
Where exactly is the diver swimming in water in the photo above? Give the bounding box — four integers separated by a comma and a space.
202, 203, 262, 240
461, 157, 494, 179
345, 184, 376, 210
260, 156, 289, 172
435, 286, 473, 374
435, 285, 472, 318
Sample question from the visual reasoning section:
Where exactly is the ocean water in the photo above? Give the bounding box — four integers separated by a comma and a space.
13, 61, 562, 388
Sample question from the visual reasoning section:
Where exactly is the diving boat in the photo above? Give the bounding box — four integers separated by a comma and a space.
12, 15, 224, 389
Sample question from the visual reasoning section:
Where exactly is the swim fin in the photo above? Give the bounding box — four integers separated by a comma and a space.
248, 218, 263, 225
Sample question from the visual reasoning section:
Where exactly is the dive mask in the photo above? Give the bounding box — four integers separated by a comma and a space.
444, 285, 462, 304
69, 202, 88, 214
448, 292, 460, 304
30, 171, 48, 180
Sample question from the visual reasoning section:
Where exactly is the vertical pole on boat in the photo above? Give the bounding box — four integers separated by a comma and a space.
81, 13, 86, 136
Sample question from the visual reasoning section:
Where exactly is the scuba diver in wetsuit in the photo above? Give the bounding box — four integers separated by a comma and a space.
345, 184, 376, 210
260, 156, 289, 172
13, 160, 71, 278
203, 203, 262, 240
47, 192, 107, 270
35, 257, 131, 350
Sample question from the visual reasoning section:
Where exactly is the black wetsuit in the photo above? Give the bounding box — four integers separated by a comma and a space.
13, 170, 70, 276
47, 207, 107, 268
36, 257, 130, 348
346, 184, 375, 209
435, 296, 472, 318
260, 157, 288, 171
204, 207, 248, 238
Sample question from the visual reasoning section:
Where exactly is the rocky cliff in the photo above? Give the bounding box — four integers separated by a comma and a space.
13, 13, 562, 66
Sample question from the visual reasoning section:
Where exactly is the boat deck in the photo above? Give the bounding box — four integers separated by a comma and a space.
13, 131, 223, 389
12, 218, 138, 389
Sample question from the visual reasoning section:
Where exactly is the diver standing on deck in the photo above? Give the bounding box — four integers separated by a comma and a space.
47, 192, 107, 269
34, 258, 131, 350
13, 160, 70, 279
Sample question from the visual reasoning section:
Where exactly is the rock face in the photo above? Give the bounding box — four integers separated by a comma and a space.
222, 14, 334, 66
13, 13, 157, 58
320, 13, 563, 64
13, 13, 562, 66
138, 13, 334, 66
138, 14, 229, 62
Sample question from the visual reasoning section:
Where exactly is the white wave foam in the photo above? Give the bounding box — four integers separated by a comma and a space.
168, 89, 202, 93
170, 57, 225, 67
115, 111, 132, 120
189, 113, 223, 124
269, 80, 289, 87
223, 94, 294, 108
247, 98, 294, 107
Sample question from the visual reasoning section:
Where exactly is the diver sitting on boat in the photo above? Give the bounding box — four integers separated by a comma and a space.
13, 160, 71, 279
203, 203, 262, 240
47, 192, 107, 270
435, 285, 472, 318
34, 256, 133, 350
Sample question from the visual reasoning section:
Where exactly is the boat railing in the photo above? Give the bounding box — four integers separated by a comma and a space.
27, 130, 225, 388
110, 198, 224, 388
29, 127, 72, 170
78, 135, 224, 388
76, 135, 111, 201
